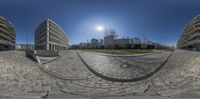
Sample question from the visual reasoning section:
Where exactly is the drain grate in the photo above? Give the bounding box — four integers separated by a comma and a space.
120, 64, 129, 68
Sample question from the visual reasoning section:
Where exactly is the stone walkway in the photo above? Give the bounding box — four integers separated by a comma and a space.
0, 51, 57, 97
77, 50, 172, 81
151, 50, 200, 97
39, 50, 90, 80
40, 50, 152, 96
0, 50, 200, 98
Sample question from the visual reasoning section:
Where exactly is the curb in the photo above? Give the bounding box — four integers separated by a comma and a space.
41, 56, 62, 65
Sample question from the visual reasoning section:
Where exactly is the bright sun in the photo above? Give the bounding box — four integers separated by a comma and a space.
96, 26, 104, 31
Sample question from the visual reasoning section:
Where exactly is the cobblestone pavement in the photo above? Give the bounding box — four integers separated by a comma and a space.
40, 50, 152, 96
0, 50, 200, 98
0, 50, 152, 97
151, 50, 200, 97
0, 51, 58, 97
77, 50, 171, 80
39, 50, 90, 79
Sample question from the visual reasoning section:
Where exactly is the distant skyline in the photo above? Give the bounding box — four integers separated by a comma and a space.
1, 0, 200, 46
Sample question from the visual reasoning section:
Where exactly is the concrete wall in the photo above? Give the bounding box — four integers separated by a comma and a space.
26, 50, 41, 64
36, 50, 59, 57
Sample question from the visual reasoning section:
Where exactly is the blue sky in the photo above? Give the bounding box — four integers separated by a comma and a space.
0, 0, 200, 46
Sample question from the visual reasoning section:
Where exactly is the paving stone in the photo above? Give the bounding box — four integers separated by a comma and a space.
77, 50, 171, 80
0, 50, 200, 98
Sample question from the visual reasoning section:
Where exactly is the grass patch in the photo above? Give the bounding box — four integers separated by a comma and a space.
86, 49, 152, 55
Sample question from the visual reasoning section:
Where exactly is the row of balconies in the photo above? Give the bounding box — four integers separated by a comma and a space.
49, 24, 65, 37
49, 22, 67, 38
49, 36, 67, 45
179, 39, 200, 48
35, 26, 47, 36
36, 33, 66, 45
0, 17, 16, 48
179, 27, 200, 44
35, 37, 47, 45
48, 42, 67, 48
181, 33, 200, 44
0, 26, 15, 37
35, 22, 47, 33
0, 39, 15, 46
49, 28, 67, 42
0, 32, 15, 43
178, 16, 200, 49
36, 30, 47, 40
49, 31, 67, 43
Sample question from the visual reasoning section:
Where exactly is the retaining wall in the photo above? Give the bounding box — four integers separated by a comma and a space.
36, 50, 59, 57
26, 50, 41, 64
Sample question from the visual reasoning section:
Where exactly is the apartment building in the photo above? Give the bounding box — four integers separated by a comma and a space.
177, 15, 200, 51
0, 16, 16, 51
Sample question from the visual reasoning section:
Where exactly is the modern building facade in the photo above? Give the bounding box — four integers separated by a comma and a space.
114, 38, 142, 49
115, 38, 132, 49
15, 44, 34, 51
99, 39, 104, 48
104, 30, 116, 49
132, 37, 141, 44
0, 16, 16, 51
35, 19, 68, 51
132, 37, 141, 49
177, 15, 200, 51
91, 38, 99, 48
73, 36, 170, 49
79, 42, 88, 49
142, 40, 154, 49
104, 35, 115, 49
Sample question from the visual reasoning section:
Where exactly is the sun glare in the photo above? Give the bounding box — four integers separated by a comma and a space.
96, 26, 104, 31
